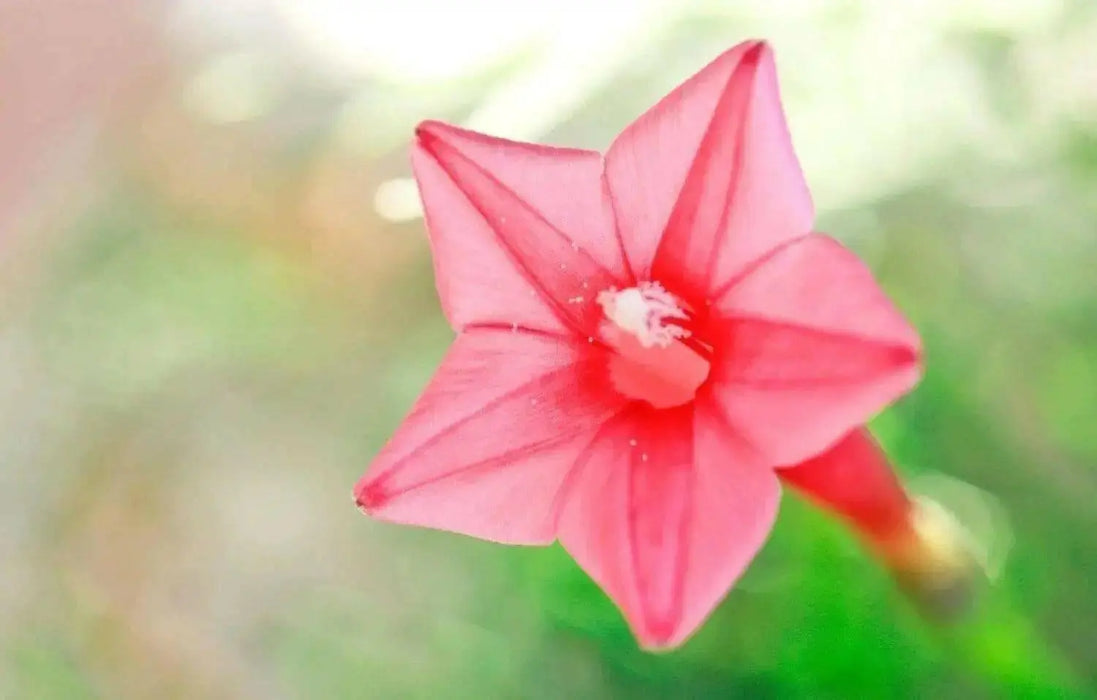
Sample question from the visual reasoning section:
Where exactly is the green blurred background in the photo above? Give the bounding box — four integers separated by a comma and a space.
2, 0, 1096, 697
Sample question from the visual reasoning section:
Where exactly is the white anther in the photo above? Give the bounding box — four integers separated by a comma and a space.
597, 282, 689, 349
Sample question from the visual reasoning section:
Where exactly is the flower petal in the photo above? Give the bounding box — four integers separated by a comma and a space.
413, 121, 626, 337
708, 234, 922, 466
557, 402, 780, 649
603, 40, 813, 297
356, 327, 624, 544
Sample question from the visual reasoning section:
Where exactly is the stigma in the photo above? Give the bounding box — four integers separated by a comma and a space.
596, 282, 690, 349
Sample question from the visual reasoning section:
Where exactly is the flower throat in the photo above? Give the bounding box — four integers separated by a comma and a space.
597, 281, 711, 409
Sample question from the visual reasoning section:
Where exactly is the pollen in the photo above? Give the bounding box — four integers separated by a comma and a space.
597, 282, 690, 349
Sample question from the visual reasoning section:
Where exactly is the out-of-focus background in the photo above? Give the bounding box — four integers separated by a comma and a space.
2, 0, 1096, 697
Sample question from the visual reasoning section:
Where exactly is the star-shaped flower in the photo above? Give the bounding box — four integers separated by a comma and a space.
355, 40, 922, 648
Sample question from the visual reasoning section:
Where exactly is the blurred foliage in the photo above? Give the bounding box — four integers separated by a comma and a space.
3, 1, 1097, 698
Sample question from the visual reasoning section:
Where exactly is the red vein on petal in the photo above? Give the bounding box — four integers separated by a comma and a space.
707, 233, 811, 304
624, 429, 643, 636
461, 322, 577, 343
600, 167, 639, 284
625, 458, 670, 644
722, 371, 917, 391
624, 407, 694, 644
695, 393, 768, 467
419, 128, 623, 337
715, 314, 921, 360
366, 362, 583, 485
673, 422, 698, 642
651, 41, 762, 295
364, 433, 578, 507
547, 405, 632, 532
652, 460, 694, 644
697, 50, 759, 293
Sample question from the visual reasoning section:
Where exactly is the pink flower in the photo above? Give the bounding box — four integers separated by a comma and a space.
355, 40, 922, 649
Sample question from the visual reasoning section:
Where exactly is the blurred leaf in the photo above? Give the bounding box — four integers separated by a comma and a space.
5, 638, 98, 700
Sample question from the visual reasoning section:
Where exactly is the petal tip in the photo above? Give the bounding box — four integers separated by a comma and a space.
726, 38, 769, 68
897, 327, 926, 372
743, 38, 768, 56
892, 342, 922, 368
636, 625, 682, 652
414, 119, 443, 137
414, 119, 452, 151
354, 476, 390, 515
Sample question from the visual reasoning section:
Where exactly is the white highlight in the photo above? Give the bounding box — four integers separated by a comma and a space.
597, 282, 689, 349
184, 51, 282, 124
373, 178, 423, 222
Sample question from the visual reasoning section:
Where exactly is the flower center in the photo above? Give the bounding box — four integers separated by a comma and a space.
597, 283, 689, 349
596, 282, 711, 409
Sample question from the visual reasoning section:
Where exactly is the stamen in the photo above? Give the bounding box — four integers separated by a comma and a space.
596, 282, 690, 349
